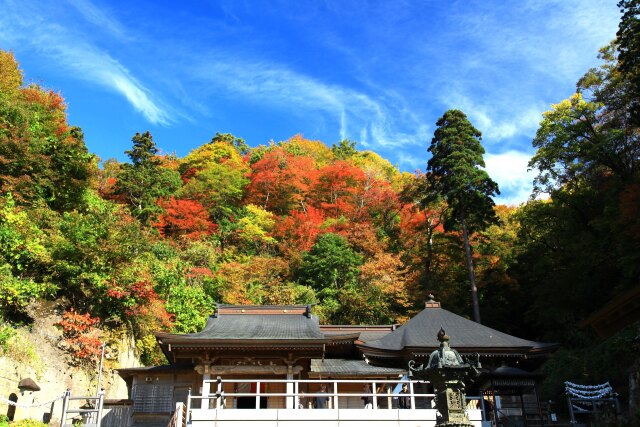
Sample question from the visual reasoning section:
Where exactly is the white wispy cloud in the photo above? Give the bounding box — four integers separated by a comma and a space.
484, 150, 536, 205
449, 0, 619, 81
192, 56, 426, 150
428, 0, 618, 146
65, 0, 129, 40
441, 89, 544, 144
395, 152, 425, 172
0, 0, 170, 125
50, 40, 171, 125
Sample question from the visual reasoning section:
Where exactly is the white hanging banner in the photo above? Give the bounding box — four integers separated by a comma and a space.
565, 381, 614, 400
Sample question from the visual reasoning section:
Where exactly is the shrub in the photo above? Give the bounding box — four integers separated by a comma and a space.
0, 264, 57, 315
56, 310, 103, 365
11, 419, 48, 427
0, 324, 15, 351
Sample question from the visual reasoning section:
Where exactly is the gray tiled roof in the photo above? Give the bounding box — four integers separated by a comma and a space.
310, 359, 406, 376
320, 330, 391, 343
358, 331, 393, 343
183, 313, 325, 340
361, 306, 550, 351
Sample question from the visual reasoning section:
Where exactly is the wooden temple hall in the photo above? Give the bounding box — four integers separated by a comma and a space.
114, 298, 557, 427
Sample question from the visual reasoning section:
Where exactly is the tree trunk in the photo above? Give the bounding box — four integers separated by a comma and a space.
462, 219, 481, 323
425, 218, 435, 275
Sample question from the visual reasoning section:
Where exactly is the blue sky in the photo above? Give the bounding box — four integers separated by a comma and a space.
0, 0, 620, 204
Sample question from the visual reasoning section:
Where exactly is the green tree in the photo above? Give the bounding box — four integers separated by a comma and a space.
236, 204, 276, 253
518, 39, 640, 343
210, 132, 250, 155
530, 44, 639, 195
50, 191, 151, 307
296, 233, 363, 298
115, 132, 181, 223
179, 138, 249, 221
331, 139, 357, 160
0, 51, 95, 211
166, 281, 215, 333
425, 110, 500, 323
617, 0, 640, 125
0, 195, 57, 316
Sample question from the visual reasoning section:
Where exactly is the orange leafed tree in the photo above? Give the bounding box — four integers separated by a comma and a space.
57, 310, 103, 364
273, 206, 325, 254
154, 197, 216, 239
312, 161, 366, 218
246, 147, 318, 214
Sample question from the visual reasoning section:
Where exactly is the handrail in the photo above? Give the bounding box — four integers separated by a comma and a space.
186, 377, 485, 411
189, 393, 485, 400
167, 403, 186, 427
60, 390, 104, 427
495, 408, 523, 426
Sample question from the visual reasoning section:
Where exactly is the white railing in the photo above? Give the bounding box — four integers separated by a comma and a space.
186, 378, 486, 412
184, 379, 488, 427
190, 378, 428, 411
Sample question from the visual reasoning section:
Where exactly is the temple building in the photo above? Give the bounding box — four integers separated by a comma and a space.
113, 297, 556, 427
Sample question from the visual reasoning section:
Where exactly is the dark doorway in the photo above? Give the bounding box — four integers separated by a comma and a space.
7, 393, 17, 421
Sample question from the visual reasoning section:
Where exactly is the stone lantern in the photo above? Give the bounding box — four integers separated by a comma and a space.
409, 328, 481, 427
17, 378, 40, 395
16, 377, 41, 421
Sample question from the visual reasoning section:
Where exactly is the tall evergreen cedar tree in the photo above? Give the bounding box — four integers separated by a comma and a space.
617, 0, 640, 125
115, 131, 181, 223
425, 110, 500, 323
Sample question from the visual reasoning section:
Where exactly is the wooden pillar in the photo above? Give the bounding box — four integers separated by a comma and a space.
372, 382, 377, 409
409, 382, 416, 410
201, 373, 211, 409
255, 381, 261, 409
286, 365, 294, 409
215, 377, 223, 409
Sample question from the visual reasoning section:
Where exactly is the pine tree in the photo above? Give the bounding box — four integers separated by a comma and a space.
425, 109, 500, 323
617, 0, 640, 125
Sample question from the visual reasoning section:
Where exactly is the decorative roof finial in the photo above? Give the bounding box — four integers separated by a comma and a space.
425, 294, 441, 308
437, 327, 449, 343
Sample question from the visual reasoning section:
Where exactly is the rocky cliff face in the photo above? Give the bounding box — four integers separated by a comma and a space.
0, 300, 141, 423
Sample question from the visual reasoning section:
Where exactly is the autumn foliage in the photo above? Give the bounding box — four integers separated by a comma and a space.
154, 197, 216, 239
4, 40, 640, 408
57, 310, 103, 364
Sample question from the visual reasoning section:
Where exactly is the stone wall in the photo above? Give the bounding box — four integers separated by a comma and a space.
0, 300, 141, 424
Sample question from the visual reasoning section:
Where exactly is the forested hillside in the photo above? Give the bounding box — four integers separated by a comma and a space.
0, 1, 638, 405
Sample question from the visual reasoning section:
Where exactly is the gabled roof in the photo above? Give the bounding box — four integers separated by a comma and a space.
155, 305, 334, 363
359, 299, 556, 357
187, 313, 324, 340
156, 305, 325, 342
